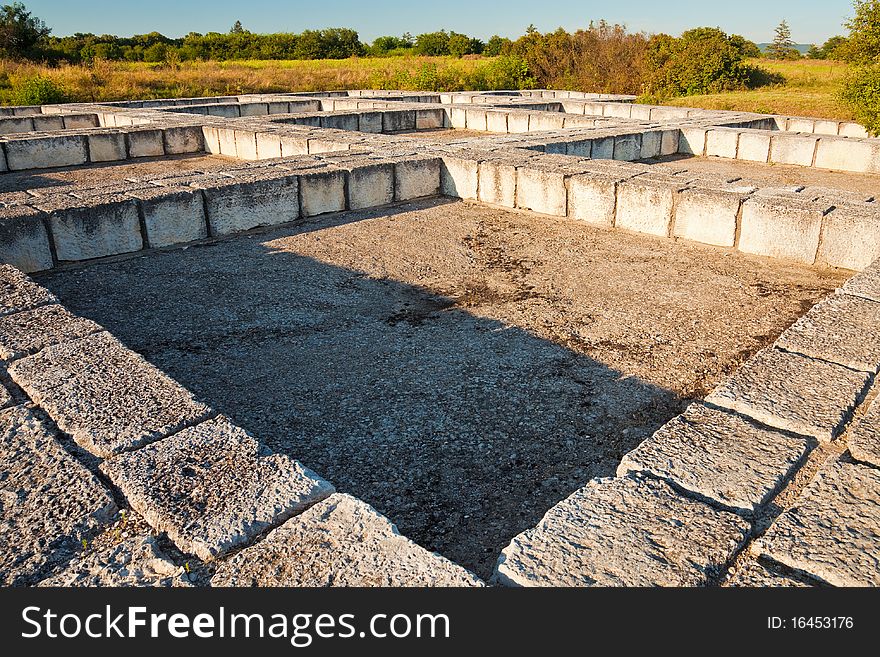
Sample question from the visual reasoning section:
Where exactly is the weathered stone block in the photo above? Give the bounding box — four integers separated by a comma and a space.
615, 179, 677, 236
279, 134, 309, 156
507, 112, 530, 133
706, 129, 739, 158
673, 187, 744, 247
163, 126, 205, 155
382, 110, 416, 132
0, 206, 53, 273
486, 111, 509, 133
841, 259, 880, 303
0, 264, 55, 316
618, 403, 810, 515
44, 197, 143, 262
5, 135, 88, 170
478, 160, 517, 207
344, 162, 394, 210
300, 169, 346, 216
87, 132, 127, 162
255, 132, 282, 159
770, 134, 818, 166
737, 131, 771, 163
849, 393, 880, 468
126, 129, 165, 158
678, 128, 707, 155
415, 108, 444, 130
199, 173, 299, 235
754, 459, 880, 586
9, 331, 212, 457
0, 304, 100, 362
212, 494, 482, 586
817, 206, 880, 271
0, 405, 117, 586
394, 158, 440, 201
613, 134, 641, 161
130, 187, 207, 248
441, 156, 479, 200
814, 138, 875, 173
102, 416, 334, 561
516, 167, 567, 216
321, 114, 359, 131
568, 173, 617, 226
62, 114, 99, 129
239, 102, 268, 117
494, 475, 750, 587
357, 111, 383, 133
705, 347, 870, 441
32, 115, 64, 131
738, 197, 824, 263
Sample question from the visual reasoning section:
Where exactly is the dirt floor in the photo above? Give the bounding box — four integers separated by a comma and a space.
647, 155, 880, 197
0, 154, 239, 194
395, 128, 487, 140
36, 199, 848, 579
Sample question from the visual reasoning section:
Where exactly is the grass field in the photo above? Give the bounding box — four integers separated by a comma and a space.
659, 58, 852, 120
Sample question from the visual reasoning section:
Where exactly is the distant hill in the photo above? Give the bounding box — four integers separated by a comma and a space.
757, 43, 813, 55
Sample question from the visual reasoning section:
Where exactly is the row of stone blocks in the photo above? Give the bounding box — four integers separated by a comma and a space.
0, 265, 482, 586
0, 155, 442, 272
440, 153, 880, 271
0, 113, 99, 135
495, 260, 880, 587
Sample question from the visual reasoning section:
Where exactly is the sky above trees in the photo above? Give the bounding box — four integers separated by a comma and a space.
23, 0, 855, 43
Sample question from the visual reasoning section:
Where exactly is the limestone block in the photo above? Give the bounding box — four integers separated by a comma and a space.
233, 130, 258, 160
255, 132, 282, 159
441, 156, 479, 200
62, 114, 99, 129
494, 475, 750, 587
516, 167, 567, 216
678, 128, 707, 155
382, 110, 416, 132
673, 186, 744, 247
736, 131, 772, 163
814, 138, 876, 173
87, 132, 127, 162
321, 114, 359, 131
770, 134, 818, 166
615, 179, 677, 237
613, 134, 641, 161
602, 103, 632, 119
706, 129, 739, 158
344, 162, 394, 210
638, 131, 662, 159
591, 136, 615, 160
32, 115, 64, 131
507, 112, 530, 133
449, 107, 467, 129
842, 259, 880, 302
126, 129, 165, 158
357, 111, 383, 133
9, 331, 213, 457
849, 393, 880, 468
787, 118, 815, 133
754, 459, 880, 586
394, 158, 441, 201
206, 104, 240, 118
776, 292, 880, 373
0, 304, 101, 362
239, 102, 269, 116
0, 405, 117, 586
618, 403, 810, 515
129, 187, 207, 248
528, 113, 564, 131
280, 134, 309, 156
415, 108, 444, 130
839, 123, 870, 139
660, 129, 680, 156
102, 416, 334, 561
0, 206, 53, 273
212, 494, 482, 587
300, 169, 346, 216
0, 264, 56, 316
0, 117, 33, 134
565, 139, 592, 157
817, 206, 880, 271
705, 347, 870, 441
163, 126, 205, 155
738, 197, 824, 263
5, 135, 88, 170
198, 172, 299, 235
568, 173, 617, 226
478, 160, 517, 207
486, 111, 509, 133
43, 196, 143, 262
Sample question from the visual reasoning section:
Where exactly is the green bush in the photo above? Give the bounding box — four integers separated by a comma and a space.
840, 64, 880, 135
11, 75, 67, 105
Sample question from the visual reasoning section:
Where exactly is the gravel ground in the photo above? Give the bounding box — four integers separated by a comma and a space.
37, 198, 847, 578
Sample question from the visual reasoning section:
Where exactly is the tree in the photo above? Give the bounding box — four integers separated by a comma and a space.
0, 2, 50, 59
484, 35, 511, 56
766, 19, 800, 59
842, 0, 880, 64
729, 34, 762, 58
230, 20, 246, 34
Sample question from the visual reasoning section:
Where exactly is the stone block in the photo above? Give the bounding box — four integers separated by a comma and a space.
126, 129, 165, 158
565, 139, 593, 157
239, 102, 269, 116
0, 406, 117, 586
678, 128, 707, 156
5, 135, 88, 170
415, 108, 444, 130
639, 131, 662, 159
618, 403, 810, 516
770, 134, 818, 166
507, 112, 530, 133
130, 187, 207, 249
754, 459, 880, 586
478, 160, 517, 207
198, 173, 299, 235
102, 416, 334, 561
87, 132, 127, 162
839, 123, 870, 139
602, 103, 632, 119
344, 162, 394, 210
516, 167, 567, 216
787, 118, 815, 133
486, 111, 509, 133
0, 206, 53, 273
613, 134, 641, 161
528, 113, 564, 131
441, 156, 479, 200
382, 110, 416, 132
738, 197, 824, 263
212, 494, 482, 587
163, 126, 205, 155
615, 179, 677, 237
705, 347, 870, 442
814, 138, 876, 173
357, 111, 383, 133
591, 136, 615, 160
9, 331, 212, 457
206, 104, 240, 118
0, 117, 33, 134
849, 393, 880, 468
494, 475, 750, 587
673, 186, 744, 247
44, 197, 143, 262
394, 158, 440, 201
0, 264, 56, 316
706, 129, 740, 158
817, 206, 880, 271
232, 130, 258, 160
842, 259, 880, 302
321, 114, 359, 131
0, 304, 101, 362
62, 114, 99, 129
255, 132, 282, 159
776, 292, 880, 373
32, 115, 64, 131
568, 174, 617, 226
279, 134, 310, 156
300, 169, 347, 216
736, 131, 772, 163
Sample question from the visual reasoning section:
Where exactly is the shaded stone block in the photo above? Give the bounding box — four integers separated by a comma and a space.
42, 196, 143, 262
0, 304, 101, 362
198, 172, 299, 235
0, 205, 53, 273
5, 135, 88, 170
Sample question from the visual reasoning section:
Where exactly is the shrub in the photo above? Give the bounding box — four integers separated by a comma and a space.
842, 0, 880, 65
840, 64, 880, 135
11, 74, 67, 104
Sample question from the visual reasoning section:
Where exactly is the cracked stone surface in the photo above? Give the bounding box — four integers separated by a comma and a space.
775, 292, 880, 373
212, 493, 483, 587
754, 459, 880, 586
0, 405, 117, 586
841, 259, 880, 303
494, 475, 751, 587
102, 415, 334, 561
0, 264, 56, 317
8, 331, 213, 457
617, 403, 810, 515
849, 394, 880, 468
725, 560, 811, 587
705, 348, 871, 442
38, 534, 190, 587
0, 304, 102, 362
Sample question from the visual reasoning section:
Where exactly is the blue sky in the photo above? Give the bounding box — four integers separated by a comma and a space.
25, 1, 856, 44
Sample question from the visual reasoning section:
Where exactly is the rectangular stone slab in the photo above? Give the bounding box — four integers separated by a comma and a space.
0, 264, 56, 316
212, 493, 482, 587
494, 475, 750, 587
848, 393, 880, 468
0, 304, 102, 362
705, 348, 870, 442
8, 331, 212, 457
841, 259, 880, 304
0, 405, 117, 586
754, 459, 880, 586
775, 293, 880, 373
618, 403, 811, 515
102, 415, 334, 561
